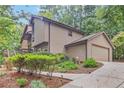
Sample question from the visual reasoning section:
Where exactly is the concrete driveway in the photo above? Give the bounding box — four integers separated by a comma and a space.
62, 62, 124, 88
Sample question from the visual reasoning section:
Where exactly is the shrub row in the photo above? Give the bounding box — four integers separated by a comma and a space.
8, 53, 60, 77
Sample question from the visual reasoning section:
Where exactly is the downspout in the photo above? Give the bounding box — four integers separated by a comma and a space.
48, 22, 51, 53
85, 40, 88, 60
31, 21, 35, 51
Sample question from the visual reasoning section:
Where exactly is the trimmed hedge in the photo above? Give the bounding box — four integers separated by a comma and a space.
8, 53, 57, 76
8, 54, 25, 72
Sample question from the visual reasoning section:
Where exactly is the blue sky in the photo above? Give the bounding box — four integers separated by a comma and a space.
13, 5, 40, 23
13, 5, 40, 14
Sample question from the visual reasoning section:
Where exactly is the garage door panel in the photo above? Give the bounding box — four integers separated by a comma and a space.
91, 45, 109, 61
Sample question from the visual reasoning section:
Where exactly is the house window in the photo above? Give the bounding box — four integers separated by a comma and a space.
68, 31, 72, 36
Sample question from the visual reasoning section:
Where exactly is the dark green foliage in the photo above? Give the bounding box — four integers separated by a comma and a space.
112, 32, 124, 60
39, 5, 124, 39
16, 78, 27, 87
83, 58, 97, 68
39, 5, 96, 30
55, 53, 69, 62
30, 80, 47, 88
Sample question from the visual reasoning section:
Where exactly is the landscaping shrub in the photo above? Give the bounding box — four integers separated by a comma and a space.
24, 54, 44, 74
25, 54, 57, 76
30, 80, 46, 88
57, 61, 78, 72
55, 53, 70, 62
8, 54, 25, 72
8, 53, 74, 77
16, 78, 27, 87
83, 58, 97, 68
8, 53, 58, 78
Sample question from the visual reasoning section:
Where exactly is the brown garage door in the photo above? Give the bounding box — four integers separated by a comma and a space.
91, 44, 109, 61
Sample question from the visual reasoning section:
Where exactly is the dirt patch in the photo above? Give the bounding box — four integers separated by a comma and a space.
66, 62, 103, 74
0, 70, 71, 88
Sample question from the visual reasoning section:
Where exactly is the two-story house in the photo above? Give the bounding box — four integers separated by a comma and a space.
21, 16, 114, 61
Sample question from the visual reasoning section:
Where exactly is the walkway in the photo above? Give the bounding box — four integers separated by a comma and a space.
41, 71, 88, 80
42, 62, 124, 88
61, 62, 124, 88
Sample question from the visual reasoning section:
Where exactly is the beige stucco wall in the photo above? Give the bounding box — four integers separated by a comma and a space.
87, 34, 112, 61
50, 24, 83, 53
66, 44, 86, 61
32, 18, 49, 47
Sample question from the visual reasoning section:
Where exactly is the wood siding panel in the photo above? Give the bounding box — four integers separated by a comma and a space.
32, 19, 48, 47
50, 24, 83, 53
66, 44, 86, 61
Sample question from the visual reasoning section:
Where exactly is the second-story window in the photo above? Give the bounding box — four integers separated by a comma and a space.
68, 31, 72, 37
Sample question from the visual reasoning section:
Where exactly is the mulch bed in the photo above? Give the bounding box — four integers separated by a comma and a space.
0, 70, 71, 88
114, 59, 124, 63
0, 62, 103, 87
66, 62, 103, 74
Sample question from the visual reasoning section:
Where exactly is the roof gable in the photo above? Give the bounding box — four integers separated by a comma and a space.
65, 32, 115, 49
30, 15, 84, 35
88, 32, 115, 49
